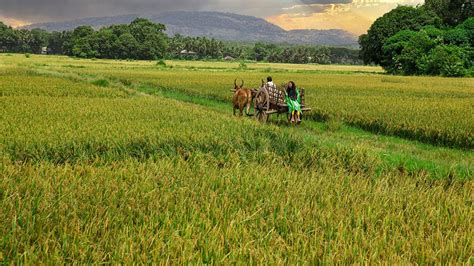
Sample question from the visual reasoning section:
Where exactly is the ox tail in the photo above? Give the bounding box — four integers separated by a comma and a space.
245, 104, 254, 117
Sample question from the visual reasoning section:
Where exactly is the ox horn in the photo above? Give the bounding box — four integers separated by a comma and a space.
234, 79, 238, 87
240, 79, 244, 88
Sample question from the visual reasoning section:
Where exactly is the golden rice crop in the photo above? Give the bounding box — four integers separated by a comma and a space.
23, 55, 471, 148
0, 54, 473, 263
2, 158, 472, 264
0, 69, 129, 98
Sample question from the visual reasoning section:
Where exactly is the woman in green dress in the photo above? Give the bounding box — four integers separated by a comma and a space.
285, 81, 302, 124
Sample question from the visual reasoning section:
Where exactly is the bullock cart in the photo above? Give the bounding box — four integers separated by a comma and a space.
253, 83, 311, 123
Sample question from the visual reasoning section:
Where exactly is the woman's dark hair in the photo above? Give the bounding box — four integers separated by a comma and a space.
288, 81, 296, 89
267, 76, 272, 82
287, 81, 297, 100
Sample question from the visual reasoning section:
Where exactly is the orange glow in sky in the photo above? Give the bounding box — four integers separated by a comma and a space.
0, 16, 29, 28
267, 0, 423, 35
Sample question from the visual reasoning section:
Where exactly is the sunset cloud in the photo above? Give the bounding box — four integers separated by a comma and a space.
269, 0, 423, 34
0, 16, 29, 28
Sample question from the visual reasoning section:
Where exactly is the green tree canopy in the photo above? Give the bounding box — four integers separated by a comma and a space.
425, 0, 474, 27
422, 45, 470, 76
30, 28, 49, 54
129, 18, 167, 60
60, 18, 168, 60
0, 22, 18, 51
359, 6, 441, 65
458, 17, 474, 45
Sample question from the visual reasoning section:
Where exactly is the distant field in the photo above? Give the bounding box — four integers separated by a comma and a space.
0, 54, 473, 263
165, 60, 385, 72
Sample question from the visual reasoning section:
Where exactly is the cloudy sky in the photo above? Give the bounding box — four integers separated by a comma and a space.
0, 0, 423, 34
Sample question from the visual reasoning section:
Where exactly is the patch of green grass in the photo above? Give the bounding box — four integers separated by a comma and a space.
325, 117, 343, 132
156, 59, 167, 67
91, 79, 110, 87
63, 64, 86, 69
119, 78, 132, 86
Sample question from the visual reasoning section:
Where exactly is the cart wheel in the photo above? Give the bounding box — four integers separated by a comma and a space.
254, 87, 270, 123
256, 109, 268, 123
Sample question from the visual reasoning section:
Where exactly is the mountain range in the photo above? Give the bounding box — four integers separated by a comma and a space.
21, 11, 359, 46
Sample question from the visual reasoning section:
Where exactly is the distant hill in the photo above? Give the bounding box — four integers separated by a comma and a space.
20, 11, 358, 46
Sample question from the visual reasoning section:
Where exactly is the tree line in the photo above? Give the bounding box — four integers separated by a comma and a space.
0, 18, 361, 65
169, 35, 361, 64
359, 0, 473, 77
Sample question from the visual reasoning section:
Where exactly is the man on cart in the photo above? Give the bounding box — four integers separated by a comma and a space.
266, 76, 276, 88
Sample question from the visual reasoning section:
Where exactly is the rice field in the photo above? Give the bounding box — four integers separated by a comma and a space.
0, 54, 473, 263
8, 55, 471, 148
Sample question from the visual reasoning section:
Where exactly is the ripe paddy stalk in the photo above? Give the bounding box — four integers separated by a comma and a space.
0, 54, 473, 263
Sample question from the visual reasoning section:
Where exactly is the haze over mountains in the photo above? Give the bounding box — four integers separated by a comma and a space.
21, 11, 358, 46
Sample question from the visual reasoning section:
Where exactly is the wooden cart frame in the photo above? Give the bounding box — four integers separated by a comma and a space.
254, 83, 311, 123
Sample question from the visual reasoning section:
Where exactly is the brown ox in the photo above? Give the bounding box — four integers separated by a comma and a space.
232, 79, 256, 116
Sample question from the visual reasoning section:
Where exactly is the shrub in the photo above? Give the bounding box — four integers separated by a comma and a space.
382, 30, 435, 75
383, 27, 471, 77
119, 79, 132, 86
465, 66, 474, 77
422, 25, 444, 40
460, 17, 474, 44
92, 79, 110, 87
443, 28, 470, 46
421, 45, 468, 77
156, 60, 167, 67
